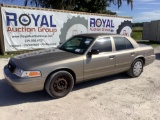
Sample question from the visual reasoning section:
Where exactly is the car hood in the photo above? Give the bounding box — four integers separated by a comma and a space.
13, 48, 80, 69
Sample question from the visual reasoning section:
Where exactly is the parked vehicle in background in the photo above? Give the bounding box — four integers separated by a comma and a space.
4, 33, 155, 98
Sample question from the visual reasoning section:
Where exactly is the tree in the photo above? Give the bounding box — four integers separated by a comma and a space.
7, 0, 133, 14
132, 23, 143, 27
110, 0, 133, 9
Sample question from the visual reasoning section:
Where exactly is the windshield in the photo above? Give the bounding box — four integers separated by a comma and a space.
59, 36, 94, 54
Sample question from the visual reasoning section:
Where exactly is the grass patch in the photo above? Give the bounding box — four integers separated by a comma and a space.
132, 27, 160, 48
132, 31, 142, 40
132, 27, 143, 31
0, 53, 19, 58
132, 27, 143, 40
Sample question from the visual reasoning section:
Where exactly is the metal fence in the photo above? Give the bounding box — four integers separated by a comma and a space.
143, 20, 160, 42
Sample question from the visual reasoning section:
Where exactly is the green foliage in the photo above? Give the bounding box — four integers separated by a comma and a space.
132, 27, 160, 48
132, 31, 142, 40
132, 27, 143, 40
109, 0, 133, 9
132, 27, 143, 39
20, 0, 133, 14
132, 23, 144, 27
0, 53, 16, 58
74, 0, 107, 13
132, 27, 143, 31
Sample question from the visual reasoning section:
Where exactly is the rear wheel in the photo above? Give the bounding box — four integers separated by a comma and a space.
127, 59, 144, 77
45, 71, 74, 98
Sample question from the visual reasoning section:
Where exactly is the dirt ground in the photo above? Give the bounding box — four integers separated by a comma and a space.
0, 47, 160, 120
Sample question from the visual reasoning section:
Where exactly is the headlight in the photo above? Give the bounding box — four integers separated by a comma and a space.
14, 68, 41, 78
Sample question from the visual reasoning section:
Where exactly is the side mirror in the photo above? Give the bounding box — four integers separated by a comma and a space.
88, 49, 99, 55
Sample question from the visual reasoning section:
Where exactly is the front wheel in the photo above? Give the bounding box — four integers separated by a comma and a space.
45, 71, 74, 98
127, 59, 144, 77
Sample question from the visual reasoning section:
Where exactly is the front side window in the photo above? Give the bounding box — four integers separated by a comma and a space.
113, 37, 133, 51
59, 36, 94, 54
91, 37, 112, 53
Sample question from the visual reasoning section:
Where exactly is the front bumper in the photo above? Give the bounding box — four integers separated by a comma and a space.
3, 65, 44, 93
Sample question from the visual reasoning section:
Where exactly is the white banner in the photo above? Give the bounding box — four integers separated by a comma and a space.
1, 7, 132, 52
88, 16, 132, 35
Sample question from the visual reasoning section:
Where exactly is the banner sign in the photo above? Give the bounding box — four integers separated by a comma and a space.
1, 7, 132, 52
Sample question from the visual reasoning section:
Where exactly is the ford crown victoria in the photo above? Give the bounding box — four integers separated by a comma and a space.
4, 34, 155, 98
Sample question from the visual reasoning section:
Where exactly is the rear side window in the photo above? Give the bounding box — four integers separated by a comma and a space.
113, 37, 133, 51
92, 37, 112, 53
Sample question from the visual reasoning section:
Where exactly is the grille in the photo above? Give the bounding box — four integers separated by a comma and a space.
8, 61, 16, 73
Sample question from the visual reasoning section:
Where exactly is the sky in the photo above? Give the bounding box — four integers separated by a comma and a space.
0, 0, 160, 23
109, 0, 160, 23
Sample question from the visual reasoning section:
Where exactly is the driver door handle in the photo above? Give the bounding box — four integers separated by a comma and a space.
131, 52, 135, 56
109, 55, 115, 60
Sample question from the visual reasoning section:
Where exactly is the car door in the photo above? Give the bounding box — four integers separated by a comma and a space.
112, 36, 137, 73
83, 37, 116, 80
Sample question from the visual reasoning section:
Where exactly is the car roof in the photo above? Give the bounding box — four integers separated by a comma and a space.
74, 33, 123, 39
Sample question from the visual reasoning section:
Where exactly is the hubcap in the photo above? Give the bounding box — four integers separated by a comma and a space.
53, 77, 68, 93
133, 61, 142, 76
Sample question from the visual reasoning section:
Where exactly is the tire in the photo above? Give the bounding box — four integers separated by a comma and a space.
117, 21, 132, 36
127, 59, 144, 78
59, 16, 88, 43
45, 71, 74, 98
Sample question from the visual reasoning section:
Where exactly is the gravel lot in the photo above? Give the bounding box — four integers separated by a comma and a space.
0, 46, 160, 120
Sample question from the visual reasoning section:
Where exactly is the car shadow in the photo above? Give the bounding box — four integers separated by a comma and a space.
155, 53, 160, 60
0, 73, 129, 107
0, 79, 52, 107
73, 73, 129, 91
